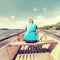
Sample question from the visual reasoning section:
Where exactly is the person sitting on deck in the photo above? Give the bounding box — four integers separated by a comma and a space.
23, 18, 39, 43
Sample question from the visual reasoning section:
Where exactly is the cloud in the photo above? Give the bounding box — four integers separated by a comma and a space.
36, 16, 45, 21
42, 8, 47, 14
0, 20, 27, 29
33, 16, 45, 27
0, 17, 9, 21
11, 16, 15, 19
56, 15, 60, 19
43, 8, 46, 11
53, 12, 57, 15
0, 15, 60, 29
15, 20, 27, 29
53, 12, 60, 16
33, 7, 38, 12
0, 17, 28, 29
34, 15, 60, 27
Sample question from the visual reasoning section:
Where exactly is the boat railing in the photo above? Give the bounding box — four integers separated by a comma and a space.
0, 30, 26, 48
39, 29, 60, 40
0, 30, 25, 42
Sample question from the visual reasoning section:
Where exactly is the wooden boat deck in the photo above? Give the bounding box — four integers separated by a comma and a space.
12, 39, 58, 60
14, 45, 54, 60
15, 53, 54, 60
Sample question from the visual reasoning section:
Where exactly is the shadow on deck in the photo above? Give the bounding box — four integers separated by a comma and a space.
13, 45, 53, 60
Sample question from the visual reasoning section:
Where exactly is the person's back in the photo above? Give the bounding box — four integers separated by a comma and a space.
23, 18, 38, 43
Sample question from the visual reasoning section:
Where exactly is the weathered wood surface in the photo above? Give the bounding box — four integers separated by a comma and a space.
10, 40, 58, 46
14, 44, 55, 60
15, 53, 54, 60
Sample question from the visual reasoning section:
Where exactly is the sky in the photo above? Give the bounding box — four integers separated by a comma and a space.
0, 0, 60, 29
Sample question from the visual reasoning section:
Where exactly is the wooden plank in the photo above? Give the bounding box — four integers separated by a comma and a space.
37, 53, 54, 60
15, 53, 54, 60
26, 46, 33, 53
38, 45, 42, 52
31, 46, 35, 53
33, 53, 38, 60
33, 46, 36, 53
23, 54, 27, 60
15, 54, 20, 60
10, 40, 58, 46
37, 53, 44, 60
20, 46, 25, 50
27, 54, 31, 60
30, 54, 34, 60
36, 45, 41, 52
19, 54, 24, 60
24, 45, 29, 50
37, 53, 40, 60
32, 46, 38, 60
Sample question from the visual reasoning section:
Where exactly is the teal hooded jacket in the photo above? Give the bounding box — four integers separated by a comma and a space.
23, 23, 38, 41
